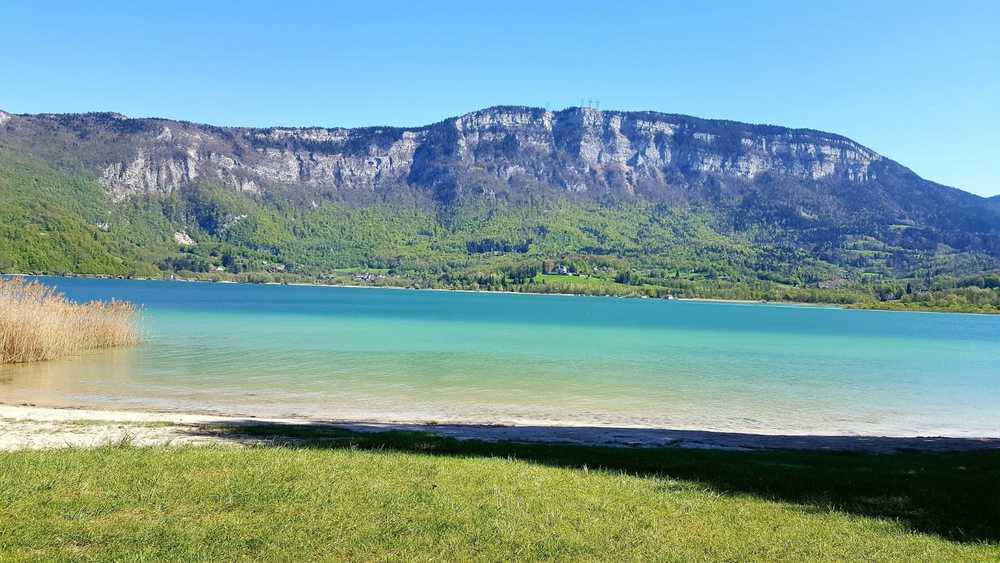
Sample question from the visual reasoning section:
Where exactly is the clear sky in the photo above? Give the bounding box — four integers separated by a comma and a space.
4, 1, 998, 196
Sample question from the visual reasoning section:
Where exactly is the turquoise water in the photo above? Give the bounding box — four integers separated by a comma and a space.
2, 278, 999, 436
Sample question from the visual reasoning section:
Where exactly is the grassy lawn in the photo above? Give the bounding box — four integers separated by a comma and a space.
1, 424, 998, 561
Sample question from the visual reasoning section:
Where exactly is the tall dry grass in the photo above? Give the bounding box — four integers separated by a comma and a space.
0, 277, 140, 364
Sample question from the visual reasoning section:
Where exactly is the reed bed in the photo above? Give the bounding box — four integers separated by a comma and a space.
0, 277, 140, 364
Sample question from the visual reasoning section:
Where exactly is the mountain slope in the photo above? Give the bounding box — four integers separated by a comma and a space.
0, 151, 136, 274
1, 106, 998, 305
2, 106, 997, 239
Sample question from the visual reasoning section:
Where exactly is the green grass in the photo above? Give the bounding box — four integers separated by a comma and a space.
535, 273, 634, 292
1, 424, 998, 561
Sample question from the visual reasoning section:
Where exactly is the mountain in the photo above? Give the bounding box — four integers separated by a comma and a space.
1, 106, 998, 303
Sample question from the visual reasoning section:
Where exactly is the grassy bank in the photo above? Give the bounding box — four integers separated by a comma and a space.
1, 424, 998, 560
0, 277, 139, 364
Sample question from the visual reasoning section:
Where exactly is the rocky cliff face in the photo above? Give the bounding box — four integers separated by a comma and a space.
0, 106, 883, 200
1, 105, 996, 239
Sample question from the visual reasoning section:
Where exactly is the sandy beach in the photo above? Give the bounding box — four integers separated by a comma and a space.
3, 403, 1000, 453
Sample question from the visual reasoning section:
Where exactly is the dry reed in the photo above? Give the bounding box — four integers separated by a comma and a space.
0, 277, 140, 364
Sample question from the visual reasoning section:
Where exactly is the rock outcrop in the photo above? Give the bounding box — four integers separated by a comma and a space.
0, 105, 996, 238
0, 106, 882, 199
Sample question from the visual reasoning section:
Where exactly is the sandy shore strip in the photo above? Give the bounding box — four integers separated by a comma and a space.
3, 404, 1000, 453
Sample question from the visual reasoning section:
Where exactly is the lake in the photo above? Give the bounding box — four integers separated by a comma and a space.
2, 277, 998, 436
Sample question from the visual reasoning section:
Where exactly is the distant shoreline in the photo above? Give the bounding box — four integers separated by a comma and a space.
6, 271, 999, 315
0, 271, 850, 309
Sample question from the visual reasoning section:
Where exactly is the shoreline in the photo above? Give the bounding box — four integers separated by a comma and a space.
22, 271, 1000, 318
12, 271, 999, 315
3, 403, 999, 453
0, 271, 865, 311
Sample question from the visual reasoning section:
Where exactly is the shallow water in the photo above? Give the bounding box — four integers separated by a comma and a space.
2, 278, 998, 436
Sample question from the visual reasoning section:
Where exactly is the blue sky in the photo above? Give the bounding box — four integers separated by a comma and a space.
4, 1, 998, 196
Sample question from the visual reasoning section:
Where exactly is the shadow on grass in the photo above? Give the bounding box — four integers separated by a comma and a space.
181, 420, 1000, 544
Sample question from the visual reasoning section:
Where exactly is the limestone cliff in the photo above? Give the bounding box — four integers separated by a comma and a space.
0, 106, 996, 237
0, 106, 882, 199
